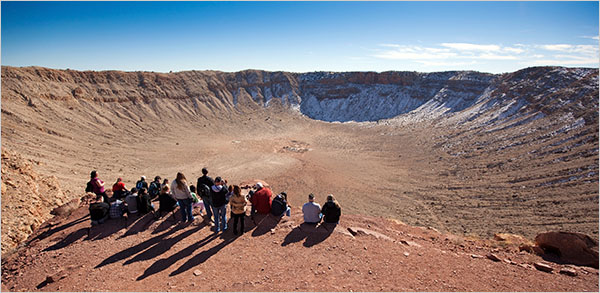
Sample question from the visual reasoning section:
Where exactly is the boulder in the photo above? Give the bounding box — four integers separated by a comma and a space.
535, 232, 599, 268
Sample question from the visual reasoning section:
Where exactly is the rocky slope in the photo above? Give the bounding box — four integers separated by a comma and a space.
1, 65, 598, 257
1, 200, 598, 292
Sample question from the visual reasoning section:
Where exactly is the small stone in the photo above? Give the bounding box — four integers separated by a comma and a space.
471, 254, 484, 259
364, 246, 367, 250
194, 270, 202, 276
534, 262, 553, 273
368, 270, 373, 274
486, 253, 501, 262
559, 267, 578, 276
403, 252, 410, 257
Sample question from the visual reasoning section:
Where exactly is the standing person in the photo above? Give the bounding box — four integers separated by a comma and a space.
90, 170, 109, 203
210, 177, 229, 232
148, 176, 162, 200
125, 188, 139, 215
229, 185, 247, 235
271, 192, 291, 217
196, 168, 215, 224
302, 193, 322, 224
112, 177, 127, 199
321, 194, 341, 224
171, 172, 194, 223
136, 176, 148, 191
250, 182, 272, 216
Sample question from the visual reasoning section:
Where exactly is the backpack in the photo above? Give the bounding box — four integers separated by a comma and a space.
271, 196, 287, 216
136, 180, 144, 190
198, 184, 211, 198
85, 180, 94, 193
149, 182, 160, 197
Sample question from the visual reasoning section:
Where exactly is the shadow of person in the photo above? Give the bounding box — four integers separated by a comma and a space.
29, 214, 89, 244
121, 212, 156, 238
251, 213, 282, 237
136, 229, 223, 281
281, 222, 336, 247
169, 219, 238, 277
304, 222, 336, 247
96, 225, 180, 269
43, 227, 89, 251
124, 223, 205, 265
87, 217, 127, 241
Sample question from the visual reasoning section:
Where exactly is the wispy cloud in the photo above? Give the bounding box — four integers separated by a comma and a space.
371, 42, 598, 68
581, 35, 599, 41
441, 43, 500, 52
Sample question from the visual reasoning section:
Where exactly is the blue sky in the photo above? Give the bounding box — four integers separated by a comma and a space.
1, 1, 598, 73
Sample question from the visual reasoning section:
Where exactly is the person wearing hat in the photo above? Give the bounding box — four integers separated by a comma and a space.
302, 193, 322, 224
136, 176, 148, 191
250, 182, 272, 216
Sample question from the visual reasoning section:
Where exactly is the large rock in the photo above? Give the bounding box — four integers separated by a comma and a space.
535, 232, 599, 268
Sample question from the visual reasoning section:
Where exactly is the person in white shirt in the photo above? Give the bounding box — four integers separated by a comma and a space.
170, 172, 194, 223
302, 193, 322, 224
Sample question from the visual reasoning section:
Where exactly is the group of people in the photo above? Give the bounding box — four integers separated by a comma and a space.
87, 168, 342, 233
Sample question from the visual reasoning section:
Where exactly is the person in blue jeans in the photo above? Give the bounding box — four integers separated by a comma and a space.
210, 176, 229, 232
170, 172, 194, 222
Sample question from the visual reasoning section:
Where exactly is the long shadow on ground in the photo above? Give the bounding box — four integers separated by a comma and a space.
169, 220, 238, 277
43, 227, 89, 251
137, 230, 223, 280
124, 222, 206, 265
282, 222, 336, 247
28, 214, 89, 244
96, 225, 181, 269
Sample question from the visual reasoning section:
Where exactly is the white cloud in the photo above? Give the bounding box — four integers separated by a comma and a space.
371, 42, 598, 68
540, 44, 573, 51
441, 43, 501, 52
581, 35, 600, 41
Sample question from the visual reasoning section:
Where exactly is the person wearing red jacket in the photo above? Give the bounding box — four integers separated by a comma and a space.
250, 182, 272, 215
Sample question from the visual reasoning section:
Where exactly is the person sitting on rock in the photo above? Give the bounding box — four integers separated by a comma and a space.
125, 187, 139, 215
271, 191, 291, 217
158, 185, 178, 218
136, 176, 148, 191
148, 176, 162, 200
89, 197, 110, 225
196, 168, 215, 224
250, 182, 272, 216
112, 177, 127, 199
137, 187, 155, 215
302, 193, 322, 224
109, 198, 126, 219
211, 177, 229, 232
321, 194, 341, 224
229, 185, 247, 235
90, 170, 109, 204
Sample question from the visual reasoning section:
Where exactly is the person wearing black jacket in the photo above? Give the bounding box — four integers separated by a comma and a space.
137, 188, 155, 214
210, 176, 228, 232
197, 168, 215, 223
321, 194, 341, 224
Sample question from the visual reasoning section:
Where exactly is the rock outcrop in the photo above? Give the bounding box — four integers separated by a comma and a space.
1, 149, 70, 254
535, 231, 599, 268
